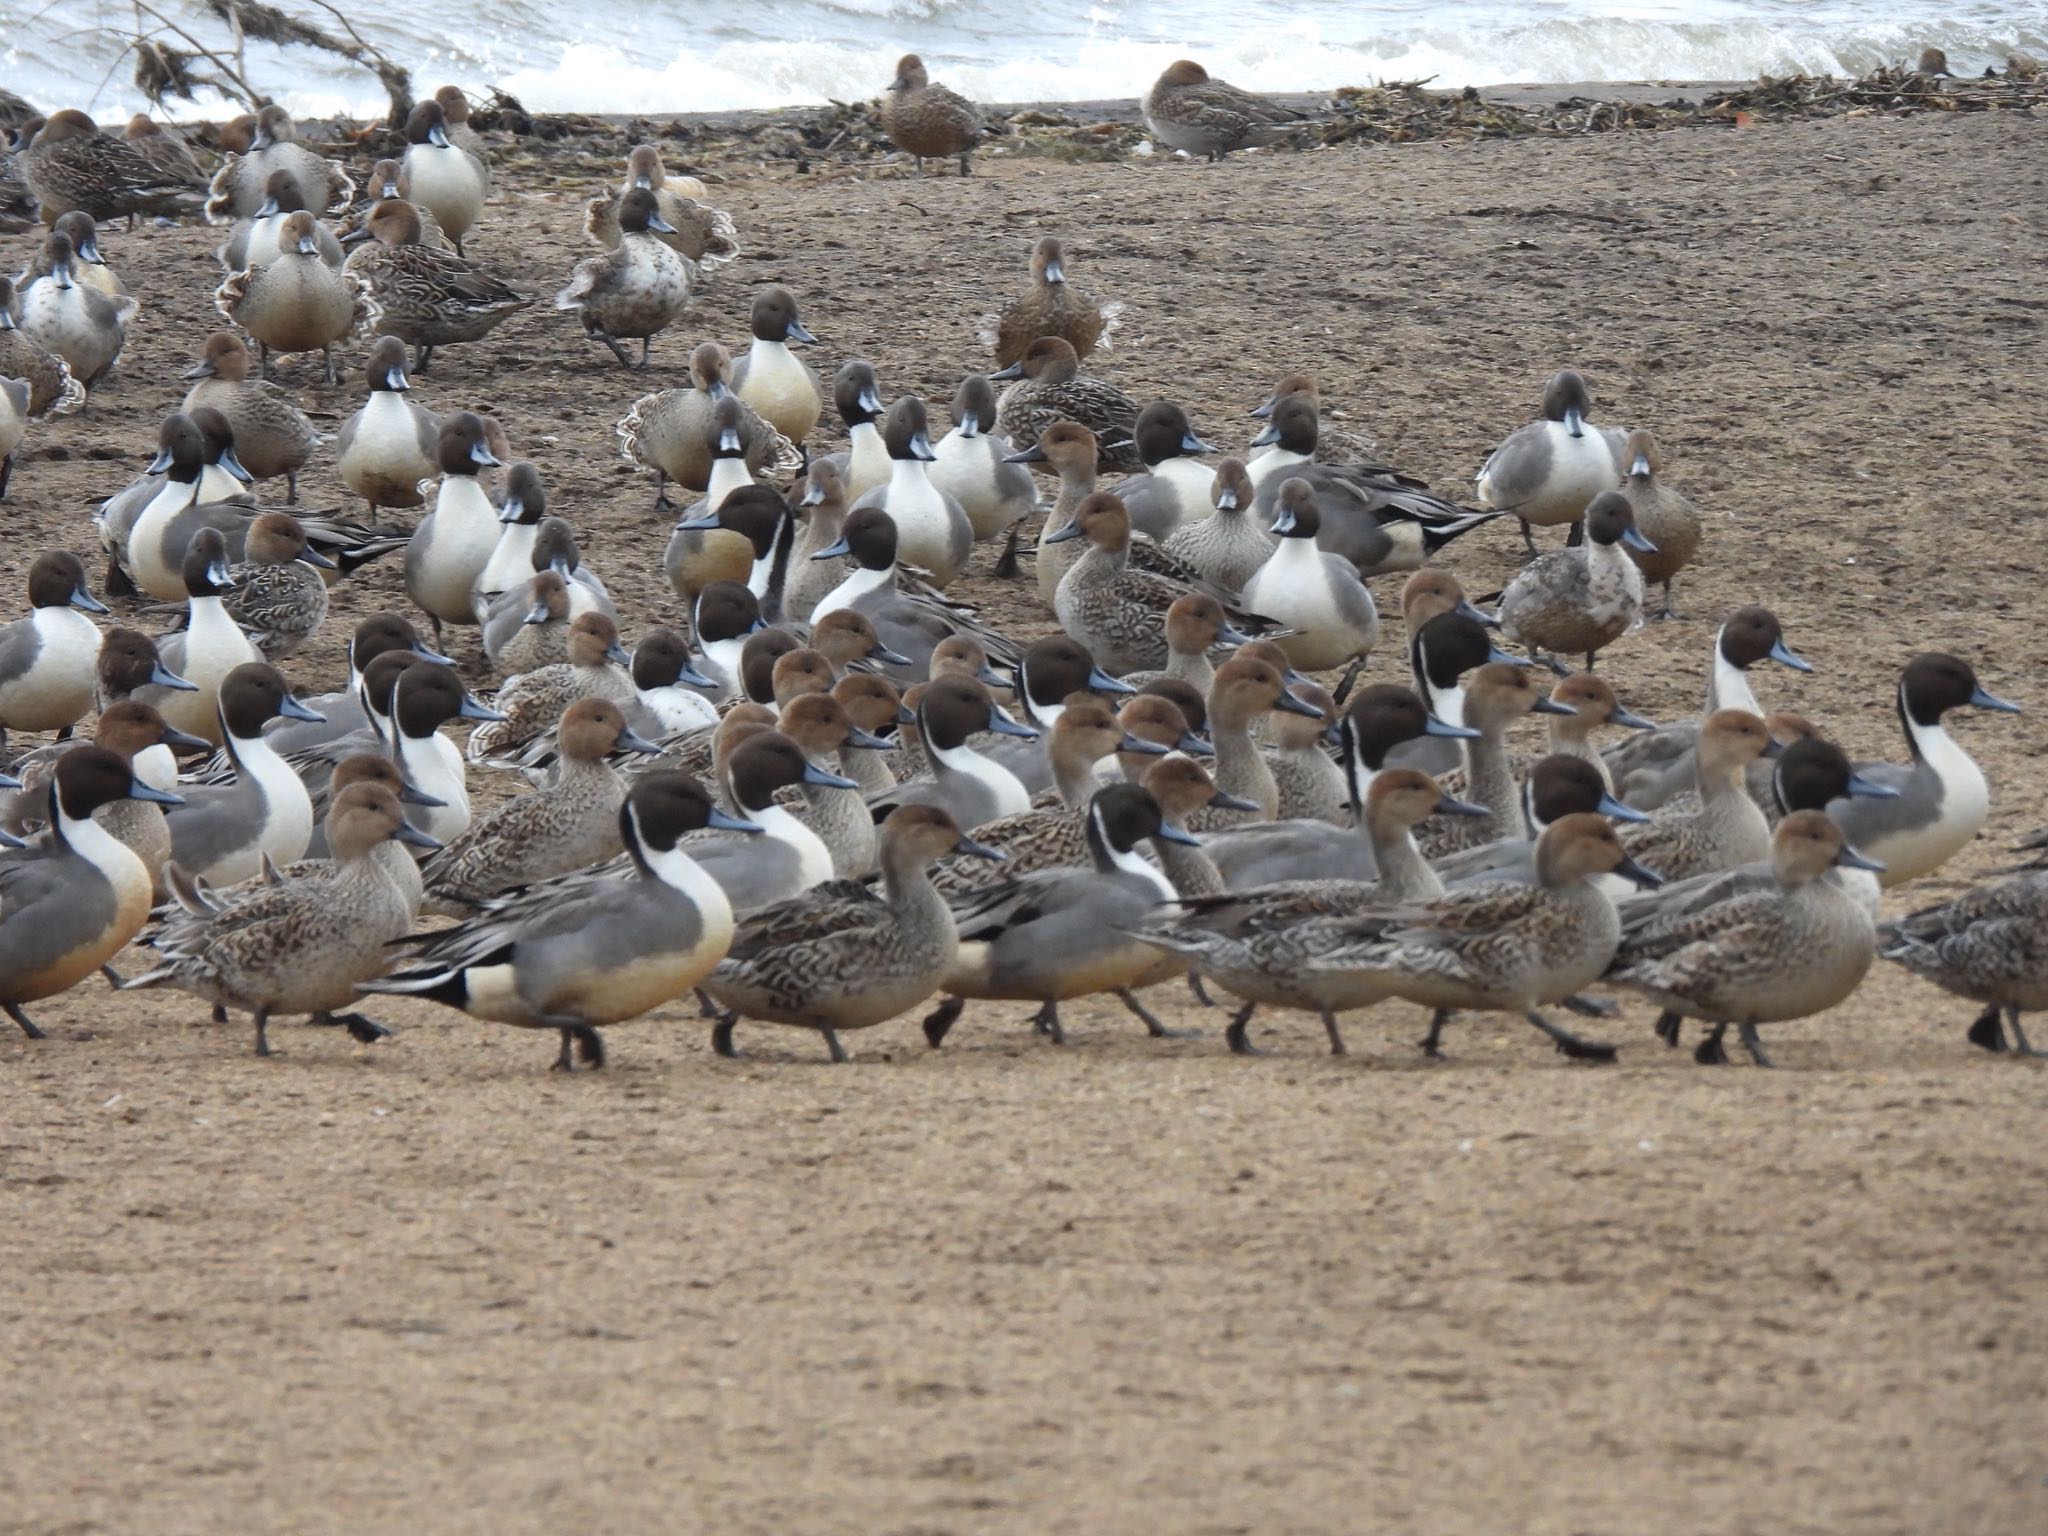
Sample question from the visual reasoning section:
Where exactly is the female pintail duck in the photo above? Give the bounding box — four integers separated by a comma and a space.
703, 804, 996, 1062
1603, 606, 1813, 810
335, 337, 440, 523
731, 285, 823, 442
336, 159, 449, 249
806, 506, 1018, 680
179, 331, 320, 499
666, 479, 789, 612
205, 104, 353, 222
1109, 401, 1221, 540
264, 613, 449, 754
1614, 710, 1781, 882
133, 528, 257, 744
879, 54, 985, 176
0, 747, 180, 1038
1407, 664, 1572, 859
1142, 59, 1313, 160
1265, 681, 1348, 825
1609, 812, 1881, 1068
1239, 481, 1381, 671
0, 275, 86, 417
848, 396, 974, 586
119, 115, 207, 200
1246, 394, 1500, 573
433, 87, 491, 168
366, 772, 752, 1071
1497, 490, 1655, 670
1879, 858, 2048, 1057
211, 755, 438, 924
220, 512, 334, 662
1118, 593, 1252, 696
1648, 710, 1823, 825
929, 374, 1038, 560
1, 371, 31, 503
946, 633, 1122, 797
16, 229, 137, 392
215, 167, 345, 272
131, 780, 439, 1056
163, 664, 325, 884
1475, 368, 1629, 557
811, 360, 892, 504
992, 236, 1115, 367
465, 613, 635, 768
0, 551, 107, 736
1134, 768, 1485, 1055
21, 109, 202, 223
216, 210, 366, 382
482, 569, 569, 676
773, 691, 894, 879
1182, 656, 1326, 831
585, 143, 738, 267
992, 338, 1141, 472
867, 677, 1038, 832
617, 341, 799, 507
832, 673, 905, 793
1114, 691, 1213, 781
1826, 652, 2020, 887
403, 412, 504, 644
421, 699, 658, 917
1434, 754, 1651, 890
1014, 420, 1102, 600
473, 465, 610, 625
809, 608, 912, 677
1162, 458, 1273, 593
345, 199, 529, 372
926, 783, 1208, 1047
1522, 672, 1655, 789
1615, 428, 1700, 619
23, 211, 126, 298
785, 462, 854, 625
397, 99, 487, 255
499, 628, 719, 781
1048, 494, 1235, 677
556, 188, 693, 369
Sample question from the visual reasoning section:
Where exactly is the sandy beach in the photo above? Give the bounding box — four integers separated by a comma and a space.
3, 96, 2046, 1533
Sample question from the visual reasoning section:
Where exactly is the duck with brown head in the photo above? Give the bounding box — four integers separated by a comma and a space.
180, 331, 320, 498
22, 108, 204, 223
15, 226, 138, 391
848, 396, 974, 586
398, 98, 488, 254
214, 209, 365, 382
162, 662, 325, 884
879, 54, 985, 176
344, 198, 530, 372
403, 412, 505, 644
992, 236, 1115, 368
617, 341, 800, 508
335, 337, 440, 524
992, 338, 1142, 473
0, 551, 106, 736
215, 166, 346, 272
0, 274, 85, 418
584, 143, 738, 267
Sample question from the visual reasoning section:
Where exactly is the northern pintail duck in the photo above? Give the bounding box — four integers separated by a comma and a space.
216, 210, 365, 381
221, 512, 333, 661
1475, 368, 1629, 556
403, 412, 504, 643
1142, 60, 1313, 160
215, 167, 346, 272
1183, 656, 1325, 830
1, 382, 29, 505
731, 285, 823, 441
1016, 420, 1103, 603
586, 144, 738, 267
1110, 401, 1220, 540
357, 660, 503, 844
364, 772, 750, 1071
1496, 490, 1654, 669
1518, 671, 1655, 788
1609, 812, 1881, 1068
345, 200, 529, 372
832, 673, 905, 795
230, 754, 437, 921
482, 566, 570, 678
1049, 493, 1257, 677
422, 698, 657, 917
336, 159, 449, 249
1264, 681, 1348, 824
136, 528, 258, 744
784, 462, 854, 625
1604, 606, 1813, 810
119, 115, 207, 195
334, 337, 439, 522
929, 374, 1038, 556
772, 691, 894, 878
1615, 710, 1780, 881
0, 631, 196, 827
130, 780, 437, 1056
992, 236, 1115, 367
473, 465, 611, 627
1161, 458, 1272, 593
879, 54, 985, 176
204, 104, 352, 221
1826, 652, 2019, 886
263, 612, 449, 755
868, 676, 1038, 831
1433, 754, 1651, 890
968, 633, 1129, 795
0, 275, 86, 416
16, 229, 137, 392
1615, 429, 1701, 619
679, 730, 858, 911
164, 663, 325, 884
0, 747, 179, 1039
814, 359, 892, 502
806, 506, 1017, 679
466, 612, 634, 766
666, 479, 789, 612
433, 87, 491, 166
1382, 597, 1526, 777
556, 188, 693, 368
23, 211, 126, 298
1407, 663, 1575, 859
179, 331, 320, 498
398, 100, 488, 255
1118, 593, 1250, 695
0, 551, 107, 736
21, 109, 202, 223
992, 338, 1141, 471
618, 341, 799, 507
1880, 858, 2048, 1057
848, 396, 973, 585
1239, 481, 1381, 671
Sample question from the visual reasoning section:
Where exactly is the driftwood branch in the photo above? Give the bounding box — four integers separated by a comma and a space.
113, 1, 412, 125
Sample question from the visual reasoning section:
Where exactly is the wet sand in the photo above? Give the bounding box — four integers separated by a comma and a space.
3, 104, 2047, 1533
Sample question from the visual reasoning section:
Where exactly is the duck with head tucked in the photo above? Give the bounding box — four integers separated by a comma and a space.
879, 54, 985, 176
556, 188, 695, 369
1142, 60, 1315, 160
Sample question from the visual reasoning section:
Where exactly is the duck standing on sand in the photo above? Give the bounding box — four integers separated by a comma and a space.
0, 276, 86, 417
732, 285, 823, 443
992, 337, 1141, 471
398, 99, 488, 255
1879, 853, 2048, 1057
618, 341, 799, 506
15, 230, 137, 393
1476, 368, 1629, 557
335, 337, 440, 523
216, 210, 365, 382
345, 199, 530, 372
879, 55, 985, 176
1613, 428, 1702, 620
849, 396, 974, 586
992, 236, 1115, 367
556, 189, 694, 369
1142, 60, 1316, 161
179, 331, 320, 500
403, 413, 504, 646
929, 374, 1039, 556
0, 551, 108, 736
1239, 480, 1381, 672
585, 144, 739, 268
215, 169, 347, 272
1496, 489, 1655, 670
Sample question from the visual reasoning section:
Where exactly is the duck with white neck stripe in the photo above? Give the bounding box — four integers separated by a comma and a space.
806, 505, 1017, 680
163, 663, 324, 884
1383, 605, 1531, 778
262, 612, 448, 756
1475, 368, 1630, 558
618, 341, 800, 510
929, 374, 1038, 560
849, 395, 974, 587
135, 529, 255, 745
731, 285, 823, 442
401, 412, 503, 646
1240, 480, 1381, 672
868, 676, 1039, 832
334, 337, 440, 525
0, 551, 107, 737
1435, 754, 1653, 891
680, 731, 858, 913
814, 360, 892, 503
1110, 401, 1221, 541
398, 99, 487, 255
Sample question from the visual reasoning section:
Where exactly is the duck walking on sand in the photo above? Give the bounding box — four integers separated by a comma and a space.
345, 200, 530, 372
1050, 494, 1252, 677
992, 338, 1142, 471
1496, 490, 1655, 669
879, 54, 985, 176
1142, 60, 1315, 160
1476, 368, 1628, 557
336, 337, 440, 523
556, 188, 694, 369
1880, 855, 2048, 1057
1615, 429, 1701, 619
991, 236, 1116, 367
179, 332, 320, 500
215, 210, 365, 382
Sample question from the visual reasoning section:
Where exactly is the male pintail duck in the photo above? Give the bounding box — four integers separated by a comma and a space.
1608, 812, 1881, 1067
1412, 663, 1576, 859
344, 199, 529, 372
205, 104, 353, 222
617, 341, 799, 506
1826, 652, 2019, 887
215, 210, 365, 381
336, 159, 449, 249
1, 747, 180, 1038
477, 523, 611, 675
1475, 369, 1629, 556
472, 463, 610, 625
262, 613, 449, 755
0, 275, 86, 416
586, 144, 736, 266
1239, 480, 1381, 671
666, 478, 790, 612
1381, 597, 1525, 777
353, 660, 502, 844
992, 236, 1116, 367
0, 374, 30, 502
179, 331, 320, 499
731, 285, 823, 441
1496, 489, 1655, 670
15, 229, 137, 392
1433, 754, 1652, 890
672, 731, 858, 912
134, 528, 257, 744
813, 359, 892, 505
805, 506, 1019, 680
335, 337, 440, 522
966, 634, 1131, 796
992, 338, 1141, 472
220, 512, 333, 661
1110, 401, 1220, 540
1142, 60, 1314, 160
1615, 710, 1781, 882
464, 613, 635, 767
555, 188, 694, 368
0, 551, 107, 736
21, 109, 203, 223
848, 396, 974, 586
867, 677, 1038, 831
879, 54, 985, 176
1615, 428, 1701, 619
929, 374, 1039, 559
215, 167, 346, 272
164, 663, 325, 884
1161, 458, 1272, 593
23, 211, 126, 298
403, 412, 504, 643
397, 99, 488, 255
1879, 859, 2048, 1057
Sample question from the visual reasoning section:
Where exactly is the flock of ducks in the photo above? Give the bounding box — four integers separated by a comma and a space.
0, 70, 2041, 1077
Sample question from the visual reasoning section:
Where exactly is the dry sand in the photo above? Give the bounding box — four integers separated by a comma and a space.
3, 106, 2047, 1533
